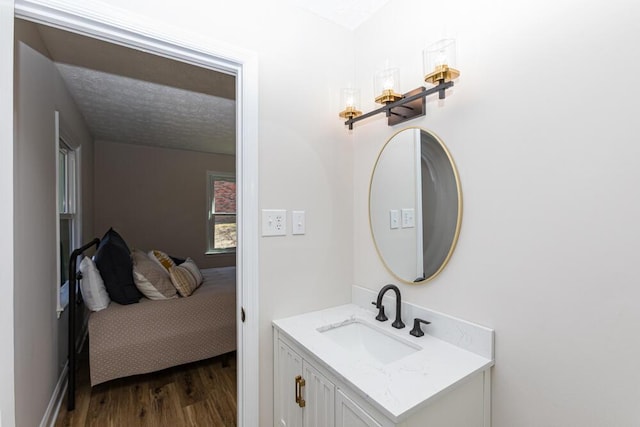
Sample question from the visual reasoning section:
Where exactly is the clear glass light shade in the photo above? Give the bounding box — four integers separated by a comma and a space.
374, 68, 402, 104
339, 88, 362, 120
340, 88, 360, 110
424, 39, 457, 71
374, 68, 400, 95
423, 39, 460, 84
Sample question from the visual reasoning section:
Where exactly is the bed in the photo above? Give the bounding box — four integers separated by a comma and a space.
88, 266, 236, 386
66, 238, 236, 410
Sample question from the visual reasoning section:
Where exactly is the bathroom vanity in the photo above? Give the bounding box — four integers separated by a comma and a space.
273, 289, 494, 427
273, 126, 485, 426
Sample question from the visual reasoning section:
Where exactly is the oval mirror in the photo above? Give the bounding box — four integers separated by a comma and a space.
369, 128, 462, 283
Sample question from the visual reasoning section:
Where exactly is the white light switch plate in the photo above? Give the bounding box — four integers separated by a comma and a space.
262, 209, 287, 236
390, 210, 399, 229
401, 208, 415, 228
292, 210, 305, 235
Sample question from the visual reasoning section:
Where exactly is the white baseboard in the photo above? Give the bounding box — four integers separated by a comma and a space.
39, 362, 68, 427
40, 320, 89, 427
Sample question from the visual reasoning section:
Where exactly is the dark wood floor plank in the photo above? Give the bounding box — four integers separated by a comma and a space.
174, 364, 206, 409
146, 382, 185, 427
183, 398, 223, 427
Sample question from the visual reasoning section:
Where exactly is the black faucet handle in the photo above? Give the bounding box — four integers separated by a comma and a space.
371, 301, 388, 322
410, 318, 431, 337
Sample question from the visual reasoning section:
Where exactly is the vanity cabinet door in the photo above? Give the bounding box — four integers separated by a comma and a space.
276, 340, 304, 427
302, 362, 335, 427
335, 389, 383, 427
276, 339, 336, 427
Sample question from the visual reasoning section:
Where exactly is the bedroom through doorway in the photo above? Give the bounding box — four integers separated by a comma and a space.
14, 15, 247, 426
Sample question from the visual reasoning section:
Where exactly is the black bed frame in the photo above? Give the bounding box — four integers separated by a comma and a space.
67, 238, 100, 411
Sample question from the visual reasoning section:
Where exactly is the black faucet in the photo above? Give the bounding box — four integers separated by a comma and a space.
372, 284, 405, 329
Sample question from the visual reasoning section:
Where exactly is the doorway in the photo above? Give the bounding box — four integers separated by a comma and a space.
12, 2, 259, 426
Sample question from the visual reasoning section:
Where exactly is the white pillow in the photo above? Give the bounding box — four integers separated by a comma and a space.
79, 256, 110, 311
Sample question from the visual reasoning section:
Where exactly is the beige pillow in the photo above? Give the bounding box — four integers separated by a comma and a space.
169, 265, 198, 297
148, 249, 176, 272
132, 250, 177, 300
180, 257, 203, 286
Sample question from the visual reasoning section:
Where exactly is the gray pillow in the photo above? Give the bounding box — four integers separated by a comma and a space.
131, 249, 177, 300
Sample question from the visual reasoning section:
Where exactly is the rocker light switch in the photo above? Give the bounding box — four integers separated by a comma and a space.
292, 210, 305, 235
390, 210, 400, 229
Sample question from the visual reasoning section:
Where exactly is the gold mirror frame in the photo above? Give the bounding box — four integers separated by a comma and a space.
368, 127, 463, 284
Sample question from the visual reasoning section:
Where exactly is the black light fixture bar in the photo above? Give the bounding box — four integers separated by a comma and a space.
345, 80, 454, 130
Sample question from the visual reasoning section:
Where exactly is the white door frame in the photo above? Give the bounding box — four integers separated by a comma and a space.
0, 0, 15, 425
12, 1, 260, 426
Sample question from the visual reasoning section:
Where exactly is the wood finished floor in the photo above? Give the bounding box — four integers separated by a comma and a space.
55, 342, 237, 427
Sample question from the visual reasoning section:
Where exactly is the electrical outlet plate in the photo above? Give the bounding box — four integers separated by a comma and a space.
262, 209, 287, 236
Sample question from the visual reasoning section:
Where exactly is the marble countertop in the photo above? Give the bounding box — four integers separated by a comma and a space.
273, 303, 494, 423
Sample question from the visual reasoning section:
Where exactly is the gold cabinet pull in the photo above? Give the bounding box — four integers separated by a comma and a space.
294, 375, 306, 408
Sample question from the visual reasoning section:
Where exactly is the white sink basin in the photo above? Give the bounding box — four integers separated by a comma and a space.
318, 320, 420, 364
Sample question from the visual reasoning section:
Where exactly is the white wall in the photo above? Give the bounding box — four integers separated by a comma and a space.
14, 23, 94, 426
353, 0, 640, 425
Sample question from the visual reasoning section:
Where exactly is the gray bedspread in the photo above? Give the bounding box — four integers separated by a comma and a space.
88, 266, 236, 385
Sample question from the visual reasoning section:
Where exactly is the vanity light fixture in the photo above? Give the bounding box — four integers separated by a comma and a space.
340, 39, 460, 130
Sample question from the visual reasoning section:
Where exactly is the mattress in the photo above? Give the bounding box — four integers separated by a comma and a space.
88, 266, 236, 385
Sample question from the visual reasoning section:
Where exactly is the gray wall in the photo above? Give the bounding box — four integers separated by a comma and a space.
14, 20, 94, 427
94, 140, 235, 269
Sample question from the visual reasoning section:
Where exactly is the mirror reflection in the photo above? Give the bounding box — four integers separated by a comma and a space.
369, 128, 462, 283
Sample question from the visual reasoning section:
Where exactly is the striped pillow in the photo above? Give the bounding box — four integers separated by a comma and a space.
169, 265, 198, 297
180, 258, 203, 286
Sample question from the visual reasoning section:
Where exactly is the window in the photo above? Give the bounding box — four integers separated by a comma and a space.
207, 172, 236, 254
58, 140, 77, 288
55, 112, 82, 317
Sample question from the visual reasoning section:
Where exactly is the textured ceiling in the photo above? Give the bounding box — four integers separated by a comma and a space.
294, 0, 390, 30
56, 64, 236, 155
37, 24, 236, 155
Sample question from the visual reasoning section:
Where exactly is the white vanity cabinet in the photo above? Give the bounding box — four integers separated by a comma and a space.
273, 303, 494, 427
274, 330, 488, 427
